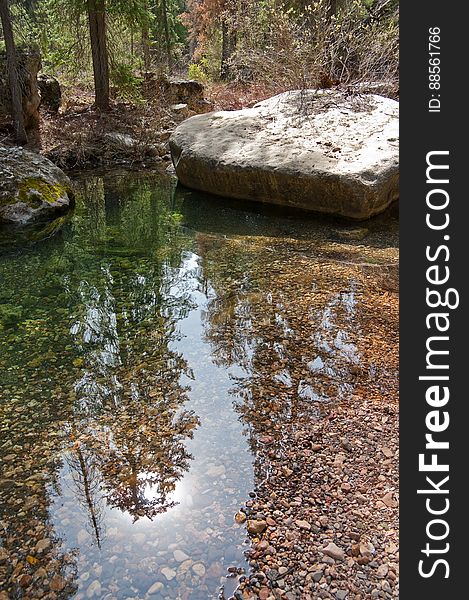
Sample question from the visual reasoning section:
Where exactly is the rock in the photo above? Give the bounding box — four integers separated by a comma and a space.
376, 564, 389, 578
35, 538, 50, 552
259, 587, 270, 600
147, 581, 164, 595
322, 542, 346, 561
1, 47, 41, 130
173, 549, 190, 562
206, 464, 226, 477
192, 562, 206, 577
170, 90, 399, 219
178, 559, 193, 574
77, 529, 88, 544
143, 72, 206, 109
247, 520, 267, 535
49, 575, 66, 591
380, 447, 394, 458
235, 511, 247, 524
295, 520, 311, 530
86, 580, 101, 598
161, 566, 176, 581
165, 78, 205, 108
37, 74, 61, 112
0, 146, 74, 224
104, 132, 138, 149
336, 590, 348, 600
312, 570, 323, 582
171, 103, 189, 117
381, 492, 398, 508
319, 516, 328, 528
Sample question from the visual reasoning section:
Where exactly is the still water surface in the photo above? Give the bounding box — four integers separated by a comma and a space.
0, 172, 398, 599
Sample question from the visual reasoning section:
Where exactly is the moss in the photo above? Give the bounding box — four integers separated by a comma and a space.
18, 177, 69, 208
0, 304, 23, 328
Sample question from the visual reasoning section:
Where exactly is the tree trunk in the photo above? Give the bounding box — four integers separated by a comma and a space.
142, 25, 151, 70
0, 0, 27, 143
220, 19, 236, 80
161, 0, 172, 70
87, 0, 110, 110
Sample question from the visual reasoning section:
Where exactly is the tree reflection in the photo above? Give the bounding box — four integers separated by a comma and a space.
197, 232, 399, 446
63, 173, 199, 522
66, 436, 105, 547
0, 172, 199, 597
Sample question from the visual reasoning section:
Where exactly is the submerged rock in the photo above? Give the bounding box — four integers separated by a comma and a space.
170, 90, 399, 219
0, 146, 74, 224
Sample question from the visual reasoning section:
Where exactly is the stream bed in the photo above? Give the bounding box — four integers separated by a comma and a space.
0, 171, 399, 600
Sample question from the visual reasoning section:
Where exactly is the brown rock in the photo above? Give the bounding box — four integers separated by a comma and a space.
322, 542, 345, 561
247, 520, 267, 535
49, 575, 66, 591
381, 492, 398, 508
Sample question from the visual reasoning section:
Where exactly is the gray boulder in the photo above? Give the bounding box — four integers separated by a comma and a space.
170, 90, 399, 220
0, 146, 74, 224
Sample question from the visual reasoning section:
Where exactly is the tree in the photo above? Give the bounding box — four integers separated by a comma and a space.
87, 0, 110, 110
0, 0, 28, 143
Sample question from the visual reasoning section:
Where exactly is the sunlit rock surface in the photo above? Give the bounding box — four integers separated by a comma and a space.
170, 90, 399, 219
0, 146, 74, 224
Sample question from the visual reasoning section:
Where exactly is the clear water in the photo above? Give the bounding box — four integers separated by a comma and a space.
0, 172, 399, 599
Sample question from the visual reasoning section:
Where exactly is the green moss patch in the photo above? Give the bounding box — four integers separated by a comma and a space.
18, 178, 68, 208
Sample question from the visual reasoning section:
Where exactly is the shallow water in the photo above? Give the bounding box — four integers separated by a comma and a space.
0, 172, 399, 599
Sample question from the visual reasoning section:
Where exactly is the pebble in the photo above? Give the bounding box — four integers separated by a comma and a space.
235, 511, 247, 524
77, 529, 88, 544
381, 492, 398, 508
49, 575, 66, 591
192, 563, 206, 577
161, 567, 176, 581
381, 447, 394, 458
322, 542, 345, 561
147, 581, 164, 595
35, 538, 50, 552
247, 520, 267, 535
86, 580, 101, 598
206, 464, 226, 477
376, 564, 389, 579
173, 549, 190, 562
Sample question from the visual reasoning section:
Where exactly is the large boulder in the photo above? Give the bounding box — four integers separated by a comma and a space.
0, 48, 41, 130
0, 146, 74, 224
169, 90, 399, 220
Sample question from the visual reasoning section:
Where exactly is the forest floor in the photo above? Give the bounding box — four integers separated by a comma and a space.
26, 82, 284, 170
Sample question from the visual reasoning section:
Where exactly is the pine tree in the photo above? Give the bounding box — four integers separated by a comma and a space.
0, 0, 28, 143
86, 0, 110, 110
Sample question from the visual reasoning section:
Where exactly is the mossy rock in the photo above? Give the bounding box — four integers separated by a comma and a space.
0, 146, 74, 224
